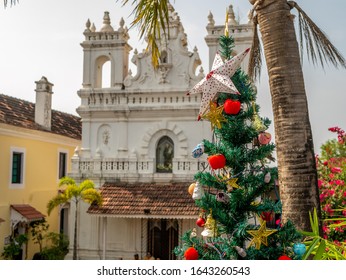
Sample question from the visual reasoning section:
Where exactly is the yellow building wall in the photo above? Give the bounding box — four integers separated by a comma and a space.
0, 125, 80, 259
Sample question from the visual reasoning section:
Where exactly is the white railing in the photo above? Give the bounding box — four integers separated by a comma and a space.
72, 158, 204, 175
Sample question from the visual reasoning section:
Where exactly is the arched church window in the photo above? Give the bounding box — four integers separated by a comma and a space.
95, 56, 111, 88
156, 136, 174, 173
101, 60, 111, 88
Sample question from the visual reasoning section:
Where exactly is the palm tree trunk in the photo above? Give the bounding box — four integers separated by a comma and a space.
251, 0, 321, 231
73, 201, 78, 260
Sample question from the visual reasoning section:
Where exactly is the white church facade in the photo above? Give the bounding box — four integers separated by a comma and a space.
67, 3, 253, 260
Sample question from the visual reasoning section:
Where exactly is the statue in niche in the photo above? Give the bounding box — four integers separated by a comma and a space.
102, 130, 110, 145
156, 136, 174, 173
163, 143, 173, 168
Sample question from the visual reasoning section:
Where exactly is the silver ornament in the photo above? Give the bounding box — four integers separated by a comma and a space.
192, 143, 204, 158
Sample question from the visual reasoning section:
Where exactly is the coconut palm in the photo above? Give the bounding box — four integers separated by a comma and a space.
247, 0, 345, 232
47, 177, 102, 260
121, 0, 346, 232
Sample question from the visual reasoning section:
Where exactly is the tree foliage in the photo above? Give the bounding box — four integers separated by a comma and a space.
47, 177, 102, 260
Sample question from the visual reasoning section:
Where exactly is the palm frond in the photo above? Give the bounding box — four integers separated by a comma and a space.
79, 179, 95, 192
81, 189, 103, 206
119, 0, 170, 68
248, 16, 262, 82
47, 195, 69, 215
58, 177, 76, 188
290, 1, 346, 69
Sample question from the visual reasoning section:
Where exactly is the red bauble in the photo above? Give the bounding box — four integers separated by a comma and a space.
208, 154, 226, 169
184, 247, 199, 260
278, 255, 292, 260
258, 132, 271, 145
196, 217, 206, 227
260, 211, 274, 222
224, 99, 241, 115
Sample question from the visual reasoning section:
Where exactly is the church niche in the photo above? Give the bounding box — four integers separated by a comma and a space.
155, 136, 174, 173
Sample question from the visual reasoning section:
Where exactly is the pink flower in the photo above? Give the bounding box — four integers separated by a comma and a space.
318, 179, 323, 188
323, 204, 334, 215
320, 193, 326, 201
331, 167, 342, 173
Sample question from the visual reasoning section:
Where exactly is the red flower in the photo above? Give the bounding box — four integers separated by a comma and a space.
335, 180, 344, 186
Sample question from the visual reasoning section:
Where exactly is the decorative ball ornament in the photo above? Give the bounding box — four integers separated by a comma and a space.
293, 243, 306, 257
224, 99, 241, 115
192, 181, 205, 200
278, 255, 292, 260
192, 143, 205, 158
184, 247, 199, 260
258, 132, 272, 145
260, 211, 274, 222
196, 217, 206, 227
188, 183, 196, 195
208, 154, 226, 169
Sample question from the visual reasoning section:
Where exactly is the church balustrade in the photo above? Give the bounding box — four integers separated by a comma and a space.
208, 24, 252, 36
73, 158, 205, 176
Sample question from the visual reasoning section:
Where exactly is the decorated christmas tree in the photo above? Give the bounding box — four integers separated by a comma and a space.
174, 35, 303, 260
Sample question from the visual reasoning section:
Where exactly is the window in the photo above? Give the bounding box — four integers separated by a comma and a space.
59, 152, 67, 179
10, 147, 25, 188
156, 136, 174, 173
12, 152, 23, 183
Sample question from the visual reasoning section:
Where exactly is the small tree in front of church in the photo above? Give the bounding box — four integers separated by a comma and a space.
47, 177, 102, 260
174, 35, 303, 260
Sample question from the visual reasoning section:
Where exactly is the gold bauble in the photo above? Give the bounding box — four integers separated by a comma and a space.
188, 183, 196, 195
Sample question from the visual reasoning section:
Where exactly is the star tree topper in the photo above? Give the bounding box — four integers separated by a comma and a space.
187, 48, 250, 120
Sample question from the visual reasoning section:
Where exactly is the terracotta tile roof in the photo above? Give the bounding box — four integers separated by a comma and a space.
88, 183, 200, 218
0, 93, 81, 140
11, 204, 46, 221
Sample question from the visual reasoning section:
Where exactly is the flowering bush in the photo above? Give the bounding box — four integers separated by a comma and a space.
316, 126, 346, 244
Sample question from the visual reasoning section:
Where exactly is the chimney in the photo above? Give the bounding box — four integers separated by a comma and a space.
35, 76, 53, 130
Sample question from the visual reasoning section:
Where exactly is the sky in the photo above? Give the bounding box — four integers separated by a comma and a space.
0, 0, 345, 152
